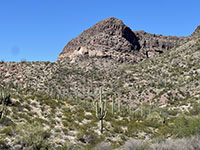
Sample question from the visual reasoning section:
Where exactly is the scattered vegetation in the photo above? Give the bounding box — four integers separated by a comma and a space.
0, 35, 200, 149
14, 122, 51, 149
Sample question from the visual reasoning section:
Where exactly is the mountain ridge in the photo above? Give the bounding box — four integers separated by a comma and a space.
58, 17, 194, 62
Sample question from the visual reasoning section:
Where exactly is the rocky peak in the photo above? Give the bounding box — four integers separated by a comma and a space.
84, 17, 140, 48
58, 17, 186, 62
58, 17, 141, 62
192, 25, 200, 36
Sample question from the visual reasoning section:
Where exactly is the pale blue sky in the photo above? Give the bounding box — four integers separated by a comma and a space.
0, 0, 199, 62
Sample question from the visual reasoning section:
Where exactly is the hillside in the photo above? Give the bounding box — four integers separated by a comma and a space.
0, 18, 200, 149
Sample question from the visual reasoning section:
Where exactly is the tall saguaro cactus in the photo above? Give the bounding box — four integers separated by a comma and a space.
112, 96, 115, 114
96, 88, 107, 134
0, 89, 10, 105
0, 106, 5, 120
0, 88, 11, 120
118, 99, 121, 113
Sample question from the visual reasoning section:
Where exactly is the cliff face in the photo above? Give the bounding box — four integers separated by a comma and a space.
58, 17, 187, 62
135, 31, 185, 58
58, 17, 141, 62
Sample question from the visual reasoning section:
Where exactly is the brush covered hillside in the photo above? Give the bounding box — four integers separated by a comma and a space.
0, 18, 200, 149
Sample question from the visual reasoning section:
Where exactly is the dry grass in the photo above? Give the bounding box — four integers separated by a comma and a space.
123, 135, 200, 150
94, 142, 111, 150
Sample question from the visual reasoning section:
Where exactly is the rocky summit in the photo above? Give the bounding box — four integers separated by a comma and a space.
58, 17, 186, 62
192, 25, 200, 37
58, 17, 141, 62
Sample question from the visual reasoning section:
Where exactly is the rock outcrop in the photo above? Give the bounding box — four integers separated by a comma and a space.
58, 17, 187, 62
135, 31, 185, 58
58, 17, 142, 62
192, 25, 200, 37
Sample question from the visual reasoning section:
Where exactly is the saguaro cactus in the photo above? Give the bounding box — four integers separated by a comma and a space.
112, 96, 115, 114
118, 99, 121, 113
0, 87, 11, 120
0, 106, 5, 120
0, 89, 10, 105
96, 88, 107, 134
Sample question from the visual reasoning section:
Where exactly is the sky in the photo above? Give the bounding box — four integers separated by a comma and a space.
0, 0, 199, 62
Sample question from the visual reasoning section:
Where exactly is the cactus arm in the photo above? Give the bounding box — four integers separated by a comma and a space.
99, 87, 102, 104
112, 96, 114, 114
103, 111, 107, 119
118, 99, 121, 113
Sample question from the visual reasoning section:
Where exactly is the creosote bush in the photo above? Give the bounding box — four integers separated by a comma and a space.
14, 122, 51, 149
122, 135, 200, 150
94, 142, 111, 150
151, 135, 200, 150
0, 139, 10, 150
123, 139, 149, 150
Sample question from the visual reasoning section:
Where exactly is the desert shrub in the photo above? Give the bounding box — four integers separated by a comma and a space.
151, 135, 200, 150
14, 122, 51, 149
167, 109, 178, 116
142, 120, 161, 128
94, 142, 111, 150
189, 103, 200, 115
151, 138, 188, 150
170, 116, 200, 138
55, 143, 78, 150
0, 139, 10, 150
145, 112, 163, 127
188, 135, 200, 150
113, 125, 123, 134
81, 130, 101, 145
123, 139, 149, 150
0, 126, 13, 136
157, 114, 200, 138
126, 122, 139, 136
0, 116, 14, 126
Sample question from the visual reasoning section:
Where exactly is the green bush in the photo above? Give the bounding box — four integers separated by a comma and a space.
0, 127, 13, 136
173, 116, 200, 138
14, 122, 51, 149
55, 143, 78, 150
0, 117, 14, 126
162, 115, 200, 138
151, 135, 200, 150
189, 103, 200, 115
0, 139, 9, 150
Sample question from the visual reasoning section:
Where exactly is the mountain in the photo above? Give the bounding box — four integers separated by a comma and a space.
58, 17, 141, 62
193, 25, 200, 35
58, 17, 186, 62
0, 18, 200, 149
191, 25, 200, 38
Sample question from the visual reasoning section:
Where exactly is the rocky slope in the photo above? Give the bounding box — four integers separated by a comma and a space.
0, 18, 200, 106
135, 30, 185, 58
58, 17, 186, 62
0, 18, 200, 149
192, 25, 200, 36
